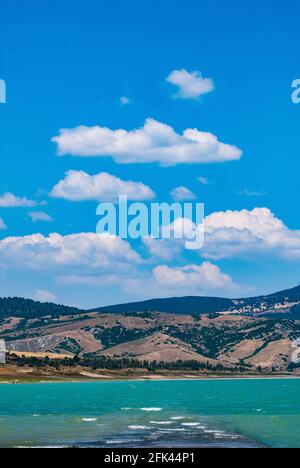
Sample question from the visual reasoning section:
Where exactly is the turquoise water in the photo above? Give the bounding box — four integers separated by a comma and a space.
0, 378, 300, 448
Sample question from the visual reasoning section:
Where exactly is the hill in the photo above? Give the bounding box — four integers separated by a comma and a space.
0, 285, 300, 320
0, 297, 83, 320
2, 310, 300, 372
1, 285, 300, 373
95, 285, 300, 316
96, 296, 234, 315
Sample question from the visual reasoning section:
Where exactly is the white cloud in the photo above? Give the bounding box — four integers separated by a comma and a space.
0, 192, 37, 208
28, 211, 53, 223
0, 218, 7, 230
57, 262, 237, 296
166, 69, 214, 100
204, 208, 300, 260
143, 217, 201, 262
237, 189, 267, 197
170, 186, 196, 201
143, 236, 182, 262
120, 96, 130, 105
206, 208, 282, 236
152, 262, 235, 290
143, 208, 300, 262
52, 118, 242, 166
34, 289, 58, 303
198, 176, 211, 185
0, 232, 141, 272
50, 170, 155, 202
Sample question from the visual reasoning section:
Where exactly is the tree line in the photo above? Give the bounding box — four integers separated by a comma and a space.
8, 353, 252, 373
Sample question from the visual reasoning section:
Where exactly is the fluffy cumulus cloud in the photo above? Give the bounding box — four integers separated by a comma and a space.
0, 228, 237, 297
143, 217, 201, 261
0, 192, 37, 208
170, 186, 196, 201
143, 208, 300, 262
143, 236, 182, 262
28, 211, 53, 222
58, 261, 237, 296
204, 207, 300, 260
0, 232, 141, 272
166, 69, 214, 100
152, 262, 235, 290
52, 118, 242, 166
50, 170, 155, 202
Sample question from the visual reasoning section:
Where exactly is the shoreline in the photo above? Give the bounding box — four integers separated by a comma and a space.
1, 362, 300, 384
1, 371, 300, 384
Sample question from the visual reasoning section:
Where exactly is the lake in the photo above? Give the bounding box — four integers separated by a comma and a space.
0, 378, 299, 448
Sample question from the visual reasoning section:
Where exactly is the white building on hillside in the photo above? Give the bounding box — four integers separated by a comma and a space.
0, 340, 7, 364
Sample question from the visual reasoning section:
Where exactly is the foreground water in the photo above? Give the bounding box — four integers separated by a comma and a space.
0, 378, 300, 448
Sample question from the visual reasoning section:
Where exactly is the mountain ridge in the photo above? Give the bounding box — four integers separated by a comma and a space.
94, 284, 300, 315
0, 284, 300, 319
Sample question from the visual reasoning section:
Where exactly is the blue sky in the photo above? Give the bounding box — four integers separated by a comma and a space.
0, 0, 300, 308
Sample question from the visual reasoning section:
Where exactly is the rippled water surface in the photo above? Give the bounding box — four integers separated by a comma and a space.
0, 378, 299, 448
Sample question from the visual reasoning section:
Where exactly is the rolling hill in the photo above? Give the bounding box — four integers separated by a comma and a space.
0, 297, 83, 319
1, 285, 300, 373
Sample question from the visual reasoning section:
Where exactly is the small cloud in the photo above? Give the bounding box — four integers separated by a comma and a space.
120, 96, 130, 105
153, 262, 236, 291
0, 218, 7, 230
198, 176, 212, 185
237, 189, 267, 197
0, 192, 37, 208
34, 289, 58, 303
28, 211, 53, 222
50, 170, 155, 202
166, 69, 214, 100
171, 186, 197, 201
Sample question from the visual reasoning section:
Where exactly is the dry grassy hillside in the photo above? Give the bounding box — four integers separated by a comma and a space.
1, 310, 300, 372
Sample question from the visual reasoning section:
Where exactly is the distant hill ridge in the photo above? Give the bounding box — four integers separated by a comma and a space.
95, 284, 300, 315
97, 296, 234, 315
0, 285, 299, 319
0, 297, 82, 319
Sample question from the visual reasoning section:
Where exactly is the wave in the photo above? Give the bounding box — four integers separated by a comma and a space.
106, 439, 141, 445
158, 428, 186, 432
181, 422, 202, 427
128, 425, 151, 430
140, 407, 162, 412
150, 421, 173, 425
